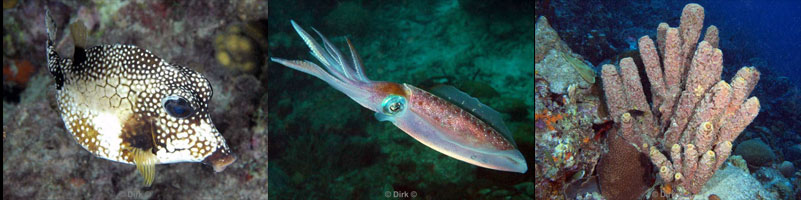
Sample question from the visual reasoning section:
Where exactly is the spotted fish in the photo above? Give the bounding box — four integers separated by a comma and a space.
45, 10, 236, 186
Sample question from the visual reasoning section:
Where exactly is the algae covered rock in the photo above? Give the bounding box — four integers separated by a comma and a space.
754, 167, 794, 199
727, 155, 750, 173
534, 14, 596, 95
535, 50, 594, 94
214, 22, 266, 73
535, 16, 572, 63
733, 139, 776, 167
778, 161, 795, 178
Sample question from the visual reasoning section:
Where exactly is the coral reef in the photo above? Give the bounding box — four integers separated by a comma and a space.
726, 155, 750, 173
778, 161, 795, 178
2, 60, 34, 86
535, 16, 608, 200
597, 131, 652, 200
575, 191, 606, 200
690, 165, 776, 199
754, 167, 794, 199
213, 22, 267, 74
536, 49, 593, 94
536, 1, 687, 65
601, 3, 760, 195
733, 139, 776, 167
534, 16, 577, 64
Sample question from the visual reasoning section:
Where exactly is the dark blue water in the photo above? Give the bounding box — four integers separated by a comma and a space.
701, 0, 801, 85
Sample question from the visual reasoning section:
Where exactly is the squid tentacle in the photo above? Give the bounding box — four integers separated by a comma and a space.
345, 38, 369, 82
271, 20, 375, 106
288, 21, 352, 84
311, 28, 354, 80
289, 20, 368, 85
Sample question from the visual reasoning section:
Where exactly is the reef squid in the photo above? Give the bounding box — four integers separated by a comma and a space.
45, 10, 236, 186
271, 21, 528, 173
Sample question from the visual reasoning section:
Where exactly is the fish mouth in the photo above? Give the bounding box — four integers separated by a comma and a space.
203, 147, 237, 172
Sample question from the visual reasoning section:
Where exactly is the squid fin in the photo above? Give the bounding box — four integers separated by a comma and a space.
133, 147, 158, 186
429, 85, 516, 146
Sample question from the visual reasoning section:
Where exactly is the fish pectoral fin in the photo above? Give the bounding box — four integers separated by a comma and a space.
133, 147, 159, 186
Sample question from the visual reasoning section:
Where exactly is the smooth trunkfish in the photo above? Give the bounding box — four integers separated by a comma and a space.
45, 10, 236, 186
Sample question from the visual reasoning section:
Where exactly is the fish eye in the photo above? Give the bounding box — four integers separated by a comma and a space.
381, 95, 406, 115
162, 96, 195, 118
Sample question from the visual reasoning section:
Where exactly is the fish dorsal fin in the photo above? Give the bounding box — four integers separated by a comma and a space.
429, 85, 516, 146
69, 20, 87, 67
69, 20, 87, 48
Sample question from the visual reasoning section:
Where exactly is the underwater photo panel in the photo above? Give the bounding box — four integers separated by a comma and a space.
268, 0, 535, 199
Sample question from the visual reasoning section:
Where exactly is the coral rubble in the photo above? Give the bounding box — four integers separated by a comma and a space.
601, 3, 761, 195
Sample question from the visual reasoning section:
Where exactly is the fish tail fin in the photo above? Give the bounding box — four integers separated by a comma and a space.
45, 9, 57, 47
45, 8, 59, 66
133, 147, 159, 187
45, 8, 67, 89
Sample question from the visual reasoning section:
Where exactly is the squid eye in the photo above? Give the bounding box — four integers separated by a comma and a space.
162, 96, 195, 118
381, 95, 407, 115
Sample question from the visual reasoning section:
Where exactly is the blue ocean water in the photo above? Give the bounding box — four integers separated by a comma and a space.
701, 0, 801, 85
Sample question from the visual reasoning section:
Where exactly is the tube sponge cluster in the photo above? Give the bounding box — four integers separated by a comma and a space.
601, 3, 761, 195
